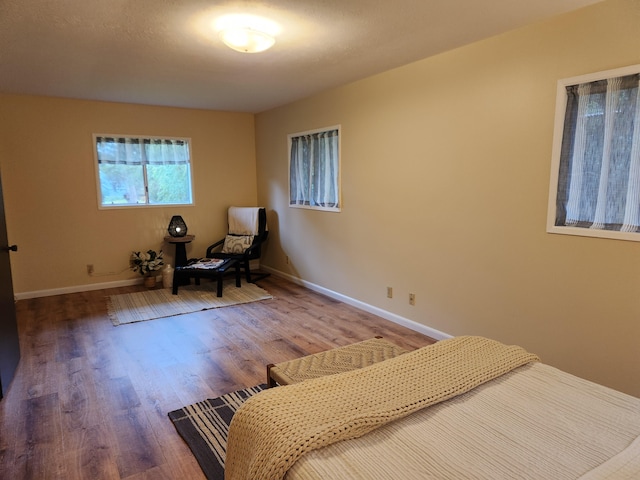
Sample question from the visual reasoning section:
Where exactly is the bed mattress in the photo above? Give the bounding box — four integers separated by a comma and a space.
286, 363, 640, 479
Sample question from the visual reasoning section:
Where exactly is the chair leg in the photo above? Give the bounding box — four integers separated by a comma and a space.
234, 261, 241, 288
244, 259, 251, 283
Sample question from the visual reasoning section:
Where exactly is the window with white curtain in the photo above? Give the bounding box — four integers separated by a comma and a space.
288, 126, 341, 211
548, 65, 640, 241
94, 135, 194, 208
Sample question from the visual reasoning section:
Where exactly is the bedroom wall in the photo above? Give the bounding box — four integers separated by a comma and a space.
255, 0, 640, 397
0, 95, 257, 296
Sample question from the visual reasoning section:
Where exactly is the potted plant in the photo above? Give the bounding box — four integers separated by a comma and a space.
130, 250, 164, 288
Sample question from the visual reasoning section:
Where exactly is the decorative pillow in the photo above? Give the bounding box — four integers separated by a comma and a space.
221, 234, 254, 254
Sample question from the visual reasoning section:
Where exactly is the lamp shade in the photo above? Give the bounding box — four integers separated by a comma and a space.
168, 216, 188, 237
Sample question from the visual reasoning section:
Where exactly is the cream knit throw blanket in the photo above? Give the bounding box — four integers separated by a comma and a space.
225, 336, 539, 480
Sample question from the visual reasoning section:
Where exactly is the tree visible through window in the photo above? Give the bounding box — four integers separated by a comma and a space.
94, 135, 193, 207
289, 126, 340, 211
548, 65, 640, 241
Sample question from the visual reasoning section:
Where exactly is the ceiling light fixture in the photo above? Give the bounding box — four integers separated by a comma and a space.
215, 14, 279, 54
220, 27, 275, 53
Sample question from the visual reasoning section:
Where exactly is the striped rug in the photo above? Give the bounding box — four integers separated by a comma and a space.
106, 280, 272, 326
168, 384, 267, 480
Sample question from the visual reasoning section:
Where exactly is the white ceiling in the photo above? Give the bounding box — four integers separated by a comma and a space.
0, 0, 603, 113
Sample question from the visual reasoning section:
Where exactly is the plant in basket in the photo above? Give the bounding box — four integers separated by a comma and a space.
130, 250, 164, 285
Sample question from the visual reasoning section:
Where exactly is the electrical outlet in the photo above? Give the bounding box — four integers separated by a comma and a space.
285, 255, 290, 264
387, 287, 393, 298
409, 293, 415, 305
86, 264, 94, 275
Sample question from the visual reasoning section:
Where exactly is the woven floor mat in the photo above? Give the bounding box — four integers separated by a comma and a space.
168, 384, 267, 480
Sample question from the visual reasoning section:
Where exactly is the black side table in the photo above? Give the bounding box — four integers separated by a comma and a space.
164, 234, 195, 267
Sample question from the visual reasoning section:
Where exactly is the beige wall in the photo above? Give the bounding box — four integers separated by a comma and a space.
255, 0, 640, 397
0, 95, 257, 294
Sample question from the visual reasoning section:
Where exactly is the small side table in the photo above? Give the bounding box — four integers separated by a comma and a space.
164, 235, 195, 267
172, 259, 241, 297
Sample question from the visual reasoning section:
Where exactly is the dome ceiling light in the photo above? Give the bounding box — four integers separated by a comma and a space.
216, 14, 279, 54
220, 27, 274, 53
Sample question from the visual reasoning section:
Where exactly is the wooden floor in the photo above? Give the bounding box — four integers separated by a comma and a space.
0, 275, 435, 480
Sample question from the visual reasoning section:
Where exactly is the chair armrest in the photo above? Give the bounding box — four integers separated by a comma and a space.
206, 238, 225, 257
244, 242, 260, 256
244, 231, 268, 256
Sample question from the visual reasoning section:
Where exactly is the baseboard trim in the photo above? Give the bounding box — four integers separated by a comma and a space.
261, 266, 452, 341
14, 276, 155, 300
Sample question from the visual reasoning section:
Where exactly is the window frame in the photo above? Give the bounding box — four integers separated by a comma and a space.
93, 133, 195, 210
547, 64, 640, 242
288, 125, 342, 212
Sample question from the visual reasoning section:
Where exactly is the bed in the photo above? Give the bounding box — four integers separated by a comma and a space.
225, 336, 640, 479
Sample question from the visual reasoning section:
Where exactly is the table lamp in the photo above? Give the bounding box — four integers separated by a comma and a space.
167, 216, 188, 237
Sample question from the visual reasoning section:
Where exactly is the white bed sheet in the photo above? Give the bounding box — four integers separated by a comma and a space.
286, 363, 640, 479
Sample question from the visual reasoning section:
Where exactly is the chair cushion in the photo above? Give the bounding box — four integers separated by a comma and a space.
221, 234, 254, 254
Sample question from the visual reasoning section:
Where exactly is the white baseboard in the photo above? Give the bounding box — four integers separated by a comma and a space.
14, 276, 155, 300
261, 266, 452, 341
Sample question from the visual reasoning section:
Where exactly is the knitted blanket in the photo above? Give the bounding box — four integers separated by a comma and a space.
225, 336, 539, 480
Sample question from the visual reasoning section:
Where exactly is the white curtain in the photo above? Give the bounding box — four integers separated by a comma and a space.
564, 82, 591, 226
96, 137, 190, 166
622, 86, 640, 231
558, 74, 640, 231
289, 129, 339, 209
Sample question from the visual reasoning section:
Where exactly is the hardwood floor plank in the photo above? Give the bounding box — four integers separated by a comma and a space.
15, 393, 67, 479
0, 275, 435, 479
64, 424, 120, 480
59, 357, 105, 450
111, 408, 164, 478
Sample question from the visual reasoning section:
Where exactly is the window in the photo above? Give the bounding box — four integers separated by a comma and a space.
548, 65, 640, 241
289, 126, 341, 211
94, 135, 193, 208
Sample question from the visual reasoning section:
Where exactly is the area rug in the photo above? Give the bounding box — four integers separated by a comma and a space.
106, 281, 272, 326
168, 384, 267, 480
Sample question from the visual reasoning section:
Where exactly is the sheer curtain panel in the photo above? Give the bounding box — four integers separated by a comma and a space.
555, 73, 640, 233
95, 137, 190, 166
289, 127, 340, 211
